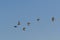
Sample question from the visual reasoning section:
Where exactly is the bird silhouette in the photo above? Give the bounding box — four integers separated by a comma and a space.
23, 27, 26, 31
37, 18, 40, 21
27, 22, 30, 26
52, 17, 54, 22
17, 21, 20, 25
14, 26, 17, 28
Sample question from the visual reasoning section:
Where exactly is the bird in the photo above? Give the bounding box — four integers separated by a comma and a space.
17, 21, 20, 25
37, 18, 40, 21
14, 26, 17, 28
23, 27, 26, 31
52, 17, 54, 22
27, 22, 30, 26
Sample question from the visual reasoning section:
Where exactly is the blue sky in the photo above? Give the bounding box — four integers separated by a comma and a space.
0, 0, 60, 40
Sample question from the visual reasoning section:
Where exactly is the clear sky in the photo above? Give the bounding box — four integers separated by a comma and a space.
0, 0, 60, 40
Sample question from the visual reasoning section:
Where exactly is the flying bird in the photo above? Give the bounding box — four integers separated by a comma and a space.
37, 18, 40, 21
23, 27, 26, 31
52, 17, 55, 22
17, 21, 20, 25
27, 22, 30, 26
14, 26, 17, 28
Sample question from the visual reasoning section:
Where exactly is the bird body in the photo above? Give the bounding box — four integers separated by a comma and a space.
23, 27, 26, 31
17, 21, 20, 25
27, 22, 30, 26
14, 26, 17, 28
52, 17, 54, 22
37, 18, 40, 21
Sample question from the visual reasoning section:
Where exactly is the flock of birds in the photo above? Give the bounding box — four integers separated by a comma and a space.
13, 17, 55, 31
